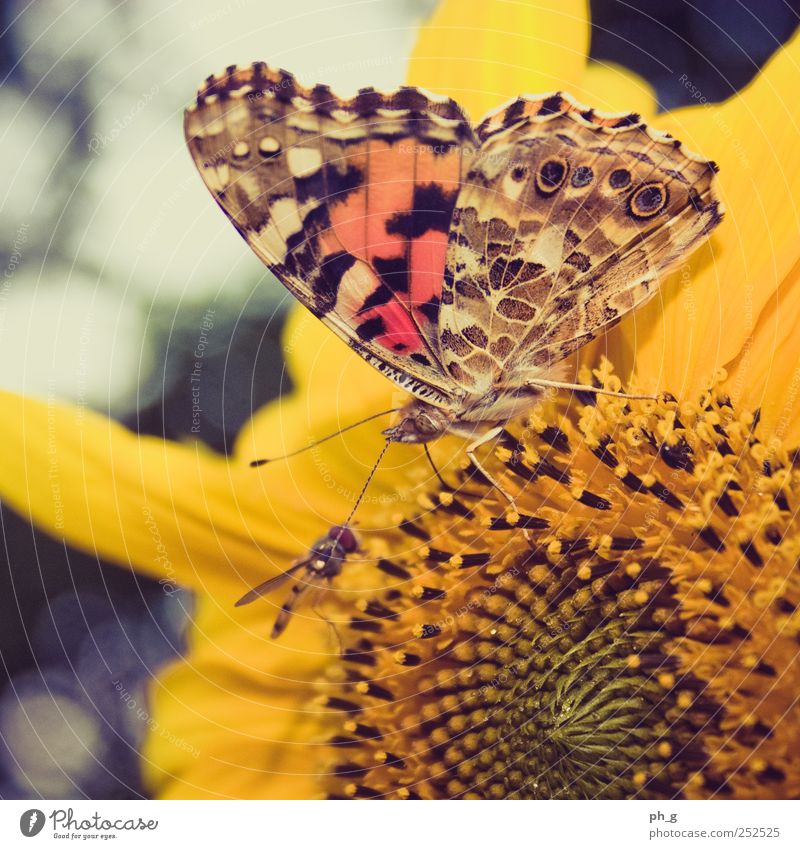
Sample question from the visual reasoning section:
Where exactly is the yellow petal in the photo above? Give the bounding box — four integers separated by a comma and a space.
236, 306, 396, 465
0, 380, 413, 600
143, 596, 334, 799
725, 257, 800, 444
576, 60, 657, 117
407, 0, 590, 119
620, 28, 800, 399
0, 390, 270, 595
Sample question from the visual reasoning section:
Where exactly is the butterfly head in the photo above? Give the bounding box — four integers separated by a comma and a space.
382, 401, 454, 445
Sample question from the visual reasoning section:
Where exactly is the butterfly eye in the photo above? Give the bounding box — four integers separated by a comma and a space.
535, 157, 568, 196
628, 182, 669, 219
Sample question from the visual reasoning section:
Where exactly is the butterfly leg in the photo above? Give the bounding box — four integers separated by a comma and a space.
466, 426, 532, 543
525, 377, 656, 401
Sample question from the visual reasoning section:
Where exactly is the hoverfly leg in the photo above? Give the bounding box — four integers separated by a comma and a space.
310, 587, 342, 655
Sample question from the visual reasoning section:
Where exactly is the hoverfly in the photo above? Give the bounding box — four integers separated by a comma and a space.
235, 524, 360, 639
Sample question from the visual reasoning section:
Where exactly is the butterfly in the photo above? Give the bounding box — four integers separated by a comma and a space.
185, 63, 722, 498
236, 524, 360, 639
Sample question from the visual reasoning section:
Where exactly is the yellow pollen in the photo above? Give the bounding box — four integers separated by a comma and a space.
626, 562, 642, 579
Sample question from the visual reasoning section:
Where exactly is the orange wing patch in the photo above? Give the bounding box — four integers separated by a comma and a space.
185, 63, 477, 404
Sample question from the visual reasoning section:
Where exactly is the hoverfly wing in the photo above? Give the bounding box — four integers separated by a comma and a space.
234, 561, 307, 607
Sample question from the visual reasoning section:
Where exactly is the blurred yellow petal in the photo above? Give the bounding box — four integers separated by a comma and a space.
618, 27, 800, 400
0, 389, 271, 596
407, 0, 590, 119
143, 597, 332, 800
576, 60, 657, 116
236, 306, 396, 465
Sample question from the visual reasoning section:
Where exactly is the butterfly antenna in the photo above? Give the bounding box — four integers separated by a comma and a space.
424, 444, 451, 490
344, 442, 391, 527
526, 378, 656, 401
250, 408, 400, 467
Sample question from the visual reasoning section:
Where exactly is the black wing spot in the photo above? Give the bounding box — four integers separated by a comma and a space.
497, 298, 536, 322
356, 316, 386, 343
325, 164, 364, 202
455, 278, 484, 301
373, 255, 410, 293
502, 98, 526, 127
536, 157, 568, 196
462, 324, 488, 349
565, 251, 591, 272
385, 183, 458, 238
314, 250, 356, 314
357, 284, 393, 315
613, 112, 640, 127
418, 295, 440, 324
609, 168, 631, 189
538, 95, 563, 116
441, 328, 471, 356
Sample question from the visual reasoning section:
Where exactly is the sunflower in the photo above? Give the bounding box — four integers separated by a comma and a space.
1, 0, 799, 799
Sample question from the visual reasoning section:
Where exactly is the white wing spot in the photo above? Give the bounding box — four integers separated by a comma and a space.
254, 197, 304, 263
258, 136, 281, 156
201, 161, 229, 192
287, 146, 323, 178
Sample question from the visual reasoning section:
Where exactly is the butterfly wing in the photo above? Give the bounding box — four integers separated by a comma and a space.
185, 63, 476, 408
439, 93, 722, 395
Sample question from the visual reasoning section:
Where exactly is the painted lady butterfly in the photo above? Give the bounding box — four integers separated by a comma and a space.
185, 63, 722, 493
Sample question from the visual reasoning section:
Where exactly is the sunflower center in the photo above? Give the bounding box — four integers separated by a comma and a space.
322, 364, 800, 799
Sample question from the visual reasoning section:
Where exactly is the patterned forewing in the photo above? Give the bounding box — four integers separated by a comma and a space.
440, 93, 722, 391
185, 63, 477, 406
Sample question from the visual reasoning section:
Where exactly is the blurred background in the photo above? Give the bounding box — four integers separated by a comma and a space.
0, 0, 798, 799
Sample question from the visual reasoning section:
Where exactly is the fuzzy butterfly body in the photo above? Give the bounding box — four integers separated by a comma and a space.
186, 63, 722, 444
